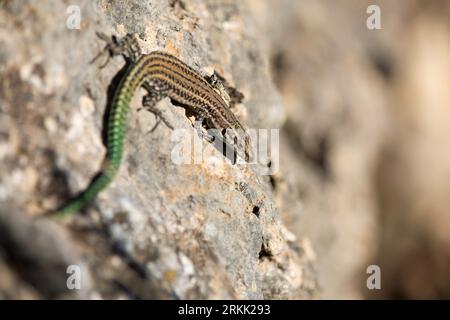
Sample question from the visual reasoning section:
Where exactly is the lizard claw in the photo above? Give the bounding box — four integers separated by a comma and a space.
90, 32, 114, 67
90, 32, 139, 67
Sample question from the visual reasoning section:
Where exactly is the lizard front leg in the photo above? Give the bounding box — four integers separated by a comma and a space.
204, 71, 244, 109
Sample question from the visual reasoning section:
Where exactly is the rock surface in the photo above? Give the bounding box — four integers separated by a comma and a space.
0, 0, 315, 299
2, 0, 449, 300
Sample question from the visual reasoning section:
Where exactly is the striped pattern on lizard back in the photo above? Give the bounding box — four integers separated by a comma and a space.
53, 50, 247, 217
137, 51, 244, 130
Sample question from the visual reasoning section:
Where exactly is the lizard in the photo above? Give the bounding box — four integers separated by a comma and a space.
53, 33, 252, 217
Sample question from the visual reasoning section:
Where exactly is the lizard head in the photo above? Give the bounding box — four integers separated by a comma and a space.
222, 126, 253, 163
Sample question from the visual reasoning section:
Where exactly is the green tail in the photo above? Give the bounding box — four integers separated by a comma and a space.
53, 166, 117, 217
53, 70, 135, 217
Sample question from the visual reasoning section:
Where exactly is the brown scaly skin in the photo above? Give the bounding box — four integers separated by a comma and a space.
54, 33, 251, 217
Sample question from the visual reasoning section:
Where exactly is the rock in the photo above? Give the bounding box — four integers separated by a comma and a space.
0, 0, 316, 299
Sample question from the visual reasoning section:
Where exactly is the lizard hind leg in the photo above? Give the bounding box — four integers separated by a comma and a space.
91, 33, 142, 67
141, 81, 174, 132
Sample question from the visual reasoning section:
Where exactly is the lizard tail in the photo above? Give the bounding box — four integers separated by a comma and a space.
53, 167, 116, 217
53, 75, 134, 217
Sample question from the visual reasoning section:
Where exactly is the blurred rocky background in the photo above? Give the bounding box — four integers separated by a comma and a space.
0, 0, 449, 299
